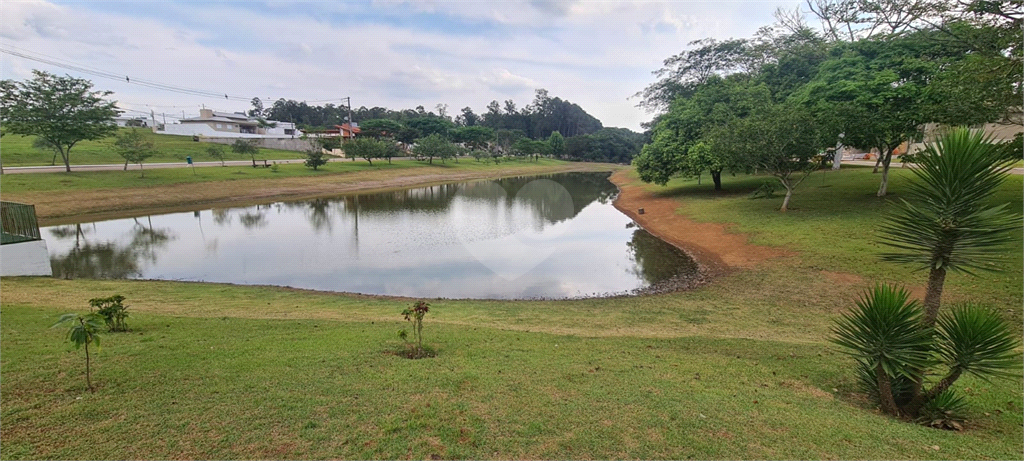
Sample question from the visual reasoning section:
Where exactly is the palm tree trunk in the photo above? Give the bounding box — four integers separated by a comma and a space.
877, 362, 900, 416
904, 368, 962, 416
922, 266, 946, 328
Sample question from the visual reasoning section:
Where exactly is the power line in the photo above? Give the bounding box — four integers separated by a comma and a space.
1, 45, 251, 102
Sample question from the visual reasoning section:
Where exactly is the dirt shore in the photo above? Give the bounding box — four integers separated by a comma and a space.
608, 169, 791, 275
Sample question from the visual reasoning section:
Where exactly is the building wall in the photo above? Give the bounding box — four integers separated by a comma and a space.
157, 123, 303, 139
0, 239, 53, 276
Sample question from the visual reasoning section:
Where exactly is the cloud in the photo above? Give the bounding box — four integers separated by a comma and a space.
1, 1, 801, 131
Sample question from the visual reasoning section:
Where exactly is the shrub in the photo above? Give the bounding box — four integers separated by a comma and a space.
89, 295, 129, 332
832, 284, 1020, 424
399, 300, 433, 359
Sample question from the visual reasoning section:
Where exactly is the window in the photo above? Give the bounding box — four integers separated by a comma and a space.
216, 123, 222, 129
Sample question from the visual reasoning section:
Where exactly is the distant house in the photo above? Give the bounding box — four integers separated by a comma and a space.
157, 109, 302, 138
305, 123, 360, 140
114, 115, 148, 127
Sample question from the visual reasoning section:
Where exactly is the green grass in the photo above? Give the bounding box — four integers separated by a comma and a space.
648, 166, 1024, 326
0, 158, 571, 194
0, 129, 304, 166
1, 165, 1021, 459
2, 297, 1020, 459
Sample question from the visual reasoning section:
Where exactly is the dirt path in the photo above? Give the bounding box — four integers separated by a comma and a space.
609, 170, 791, 275
20, 163, 620, 225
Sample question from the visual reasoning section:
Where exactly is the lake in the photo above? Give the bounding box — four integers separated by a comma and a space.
45, 172, 700, 299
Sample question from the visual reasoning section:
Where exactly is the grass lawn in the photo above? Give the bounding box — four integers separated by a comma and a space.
0, 129, 304, 167
1, 165, 1021, 459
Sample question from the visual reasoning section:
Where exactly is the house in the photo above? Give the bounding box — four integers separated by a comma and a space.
157, 109, 302, 138
114, 115, 148, 127
305, 123, 360, 140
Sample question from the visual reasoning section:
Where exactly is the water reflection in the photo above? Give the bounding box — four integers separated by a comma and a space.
44, 172, 700, 299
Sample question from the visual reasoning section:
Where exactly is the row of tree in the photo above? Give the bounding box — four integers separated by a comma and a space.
255, 88, 605, 141
632, 0, 1020, 210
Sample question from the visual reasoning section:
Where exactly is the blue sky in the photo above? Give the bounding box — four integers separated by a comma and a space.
2, 1, 802, 131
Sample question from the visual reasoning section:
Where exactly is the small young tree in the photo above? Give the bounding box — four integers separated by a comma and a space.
399, 300, 431, 358
52, 313, 105, 392
231, 139, 260, 164
303, 139, 329, 170
412, 134, 457, 165
206, 144, 227, 166
113, 128, 158, 177
342, 137, 388, 165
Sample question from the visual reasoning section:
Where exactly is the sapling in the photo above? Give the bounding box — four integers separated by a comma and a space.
400, 300, 431, 358
52, 313, 104, 392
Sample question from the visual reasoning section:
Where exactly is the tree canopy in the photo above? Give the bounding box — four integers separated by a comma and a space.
0, 70, 119, 172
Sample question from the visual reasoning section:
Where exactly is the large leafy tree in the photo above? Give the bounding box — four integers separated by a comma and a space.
634, 76, 770, 190
717, 101, 824, 211
0, 70, 119, 172
412, 133, 458, 164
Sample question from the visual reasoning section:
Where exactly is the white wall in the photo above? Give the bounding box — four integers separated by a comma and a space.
1, 240, 53, 276
157, 123, 303, 139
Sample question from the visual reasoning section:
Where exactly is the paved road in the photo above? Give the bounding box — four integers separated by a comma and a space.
840, 158, 1024, 174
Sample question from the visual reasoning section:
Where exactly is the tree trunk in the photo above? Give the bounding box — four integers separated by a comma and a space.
779, 179, 793, 212
711, 170, 722, 191
922, 266, 946, 328
904, 368, 963, 417
61, 149, 72, 173
877, 149, 893, 197
139, 162, 145, 178
832, 143, 843, 170
876, 362, 900, 417
872, 151, 882, 173
123, 159, 129, 171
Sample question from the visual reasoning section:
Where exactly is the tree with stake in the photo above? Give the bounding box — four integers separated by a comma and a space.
52, 313, 104, 392
231, 139, 260, 166
0, 70, 119, 172
206, 144, 227, 166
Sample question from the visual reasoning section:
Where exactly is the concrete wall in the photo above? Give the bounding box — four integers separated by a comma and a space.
1, 240, 53, 276
157, 123, 303, 139
198, 137, 315, 153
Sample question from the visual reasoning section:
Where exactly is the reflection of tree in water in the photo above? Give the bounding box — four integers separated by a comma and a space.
50, 218, 175, 280
626, 229, 699, 285
211, 208, 232, 226
238, 211, 268, 229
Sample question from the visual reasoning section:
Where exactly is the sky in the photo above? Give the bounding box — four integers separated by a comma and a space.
0, 0, 804, 132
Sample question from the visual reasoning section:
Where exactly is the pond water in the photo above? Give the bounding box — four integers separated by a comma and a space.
44, 172, 700, 299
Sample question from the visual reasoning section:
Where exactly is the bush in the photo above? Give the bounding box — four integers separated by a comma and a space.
89, 295, 129, 332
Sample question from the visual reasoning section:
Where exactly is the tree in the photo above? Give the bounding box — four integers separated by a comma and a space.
412, 134, 457, 164
451, 125, 493, 151
303, 140, 329, 170
52, 313, 105, 392
879, 127, 1019, 327
635, 76, 769, 190
231, 139, 260, 164
547, 131, 565, 158
719, 101, 823, 211
206, 144, 227, 166
832, 284, 1020, 420
342, 137, 396, 166
359, 118, 404, 139
0, 70, 119, 172
113, 129, 158, 177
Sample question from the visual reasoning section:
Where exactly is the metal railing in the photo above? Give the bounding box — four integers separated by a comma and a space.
1, 201, 42, 245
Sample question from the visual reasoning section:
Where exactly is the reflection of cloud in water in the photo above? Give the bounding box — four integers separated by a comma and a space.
41, 172, 696, 299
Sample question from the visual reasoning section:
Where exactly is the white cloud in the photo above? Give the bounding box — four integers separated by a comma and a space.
1, 1, 801, 130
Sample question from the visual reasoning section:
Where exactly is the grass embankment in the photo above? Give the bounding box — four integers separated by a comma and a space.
0, 130, 303, 166
1, 165, 1021, 459
0, 158, 616, 225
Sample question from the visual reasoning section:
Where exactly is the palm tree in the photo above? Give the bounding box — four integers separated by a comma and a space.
879, 127, 1019, 327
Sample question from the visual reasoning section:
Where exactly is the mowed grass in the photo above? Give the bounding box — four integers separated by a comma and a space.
1, 165, 1022, 459
0, 129, 303, 166
0, 158, 574, 195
